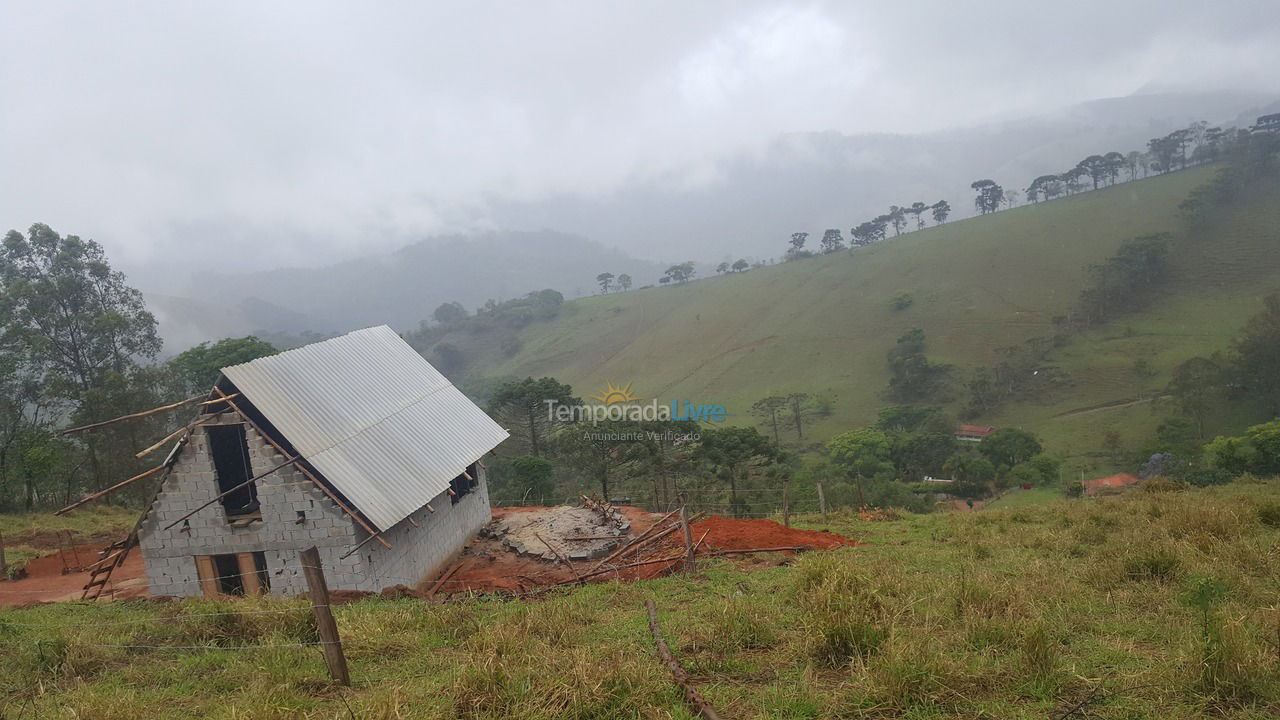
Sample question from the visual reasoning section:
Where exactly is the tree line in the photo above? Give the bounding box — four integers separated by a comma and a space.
784, 201, 951, 259
0, 225, 279, 511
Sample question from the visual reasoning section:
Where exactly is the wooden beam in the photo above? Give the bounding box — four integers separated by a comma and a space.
54, 465, 166, 515
58, 395, 205, 436
213, 388, 390, 550
134, 409, 228, 459
237, 553, 262, 596
646, 599, 724, 720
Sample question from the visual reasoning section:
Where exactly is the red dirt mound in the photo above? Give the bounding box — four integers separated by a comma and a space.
687, 516, 855, 552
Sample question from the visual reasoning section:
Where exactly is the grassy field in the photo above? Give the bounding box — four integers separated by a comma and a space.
442, 167, 1280, 478
2, 481, 1277, 718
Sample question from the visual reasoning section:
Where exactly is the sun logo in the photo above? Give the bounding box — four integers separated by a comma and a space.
590, 381, 640, 405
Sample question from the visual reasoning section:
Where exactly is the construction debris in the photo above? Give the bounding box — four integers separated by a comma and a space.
489, 505, 630, 560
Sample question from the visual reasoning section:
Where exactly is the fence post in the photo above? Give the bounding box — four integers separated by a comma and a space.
298, 546, 350, 686
679, 500, 696, 571
817, 483, 827, 523
0, 530, 7, 578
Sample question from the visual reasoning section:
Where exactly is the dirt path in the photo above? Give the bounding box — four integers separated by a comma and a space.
0, 542, 148, 606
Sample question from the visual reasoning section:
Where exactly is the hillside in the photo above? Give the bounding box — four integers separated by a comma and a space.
442, 165, 1280, 475
144, 231, 664, 351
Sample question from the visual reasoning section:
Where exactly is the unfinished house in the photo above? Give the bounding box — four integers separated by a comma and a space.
136, 325, 509, 597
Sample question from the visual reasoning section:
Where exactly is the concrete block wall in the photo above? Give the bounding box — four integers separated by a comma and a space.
138, 412, 364, 597
359, 464, 492, 590
138, 411, 494, 597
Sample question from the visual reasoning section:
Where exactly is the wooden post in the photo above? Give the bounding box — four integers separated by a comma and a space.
817, 483, 828, 523
194, 555, 219, 598
679, 501, 695, 571
0, 530, 7, 578
298, 546, 351, 686
782, 478, 791, 528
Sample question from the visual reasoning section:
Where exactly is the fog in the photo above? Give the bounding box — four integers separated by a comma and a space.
3, 1, 1279, 287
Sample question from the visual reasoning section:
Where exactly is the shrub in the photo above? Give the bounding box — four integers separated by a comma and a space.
1256, 501, 1280, 528
1182, 467, 1233, 487
1123, 547, 1182, 582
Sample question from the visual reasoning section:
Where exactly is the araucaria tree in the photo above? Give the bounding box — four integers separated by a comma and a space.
931, 200, 951, 224
596, 272, 614, 294
663, 262, 696, 284
697, 426, 776, 517
970, 180, 1004, 214
487, 377, 579, 457
820, 229, 845, 253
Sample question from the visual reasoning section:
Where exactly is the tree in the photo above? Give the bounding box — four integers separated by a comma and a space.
596, 272, 614, 293
557, 420, 638, 500
1232, 294, 1280, 415
697, 426, 776, 517
617, 274, 632, 292
977, 428, 1042, 470
1167, 356, 1222, 438
1, 224, 162, 492
1131, 358, 1157, 400
887, 206, 907, 236
731, 259, 749, 273
487, 377, 579, 457
892, 432, 957, 482
663, 262, 696, 284
943, 453, 995, 499
828, 428, 894, 505
1077, 155, 1109, 189
784, 392, 827, 440
930, 200, 951, 224
751, 396, 787, 447
167, 337, 277, 394
509, 455, 555, 504
887, 328, 947, 401
909, 201, 929, 230
1125, 151, 1142, 181
1103, 151, 1126, 185
431, 342, 464, 376
875, 405, 936, 433
970, 180, 1003, 214
851, 222, 877, 247
820, 229, 845, 253
789, 232, 808, 251
433, 301, 468, 326
716, 262, 730, 275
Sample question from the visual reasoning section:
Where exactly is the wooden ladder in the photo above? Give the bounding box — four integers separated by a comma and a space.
81, 532, 136, 601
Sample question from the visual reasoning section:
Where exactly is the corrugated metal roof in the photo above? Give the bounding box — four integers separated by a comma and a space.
220, 325, 509, 531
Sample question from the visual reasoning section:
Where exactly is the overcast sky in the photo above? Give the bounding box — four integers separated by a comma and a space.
3, 1, 1279, 277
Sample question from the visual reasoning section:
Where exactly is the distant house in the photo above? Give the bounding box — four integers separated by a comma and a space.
955, 425, 997, 442
1082, 472, 1141, 496
137, 326, 509, 598
922, 475, 954, 484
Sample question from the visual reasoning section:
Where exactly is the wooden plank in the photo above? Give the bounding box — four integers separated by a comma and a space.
194, 555, 219, 598
299, 547, 351, 686
54, 465, 166, 515
135, 411, 226, 459
237, 553, 262, 596
58, 395, 205, 435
